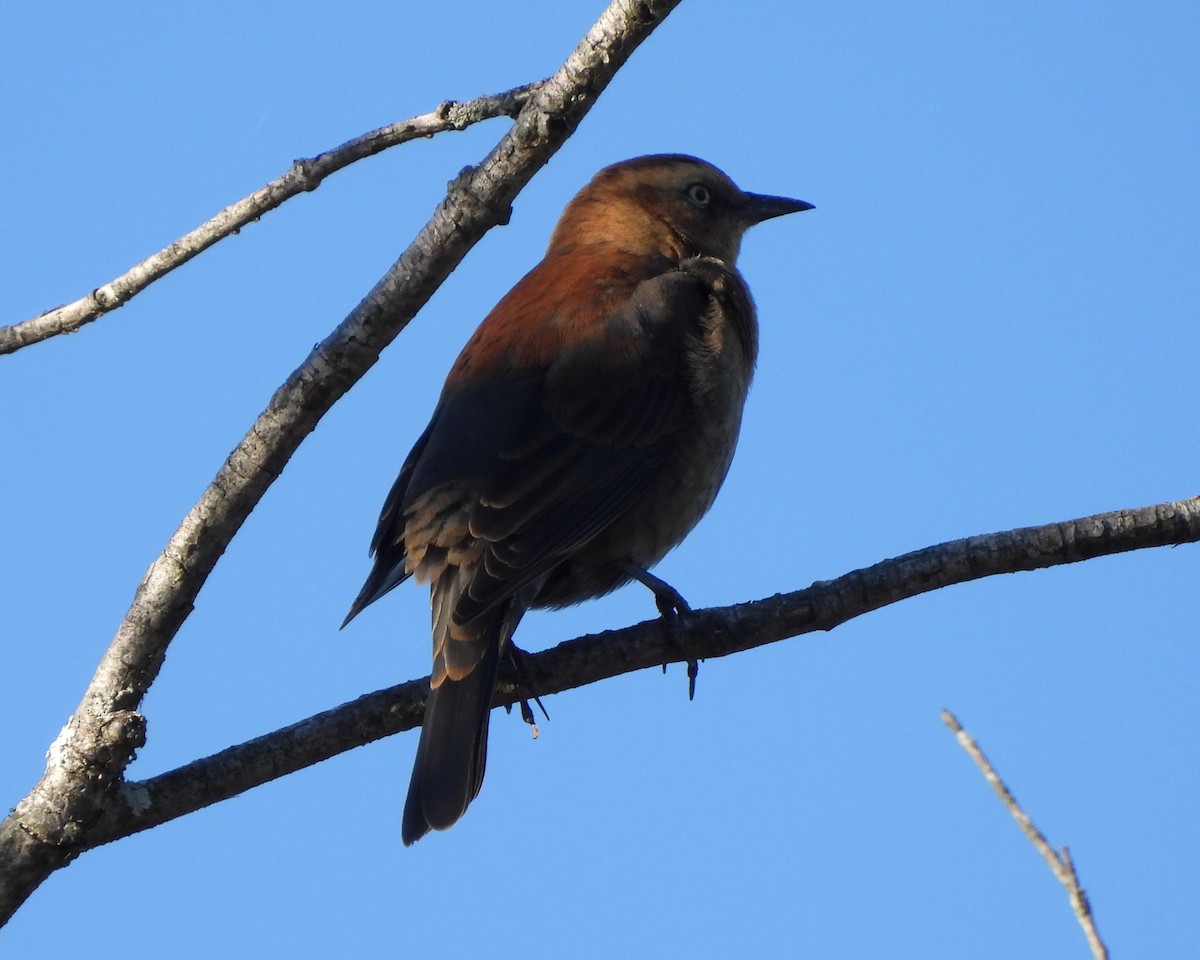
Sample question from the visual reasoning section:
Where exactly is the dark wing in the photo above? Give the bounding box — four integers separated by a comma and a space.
340, 419, 430, 626
343, 264, 715, 629
340, 373, 544, 627
447, 267, 713, 625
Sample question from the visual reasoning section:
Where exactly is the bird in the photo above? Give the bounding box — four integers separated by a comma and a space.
343, 154, 812, 844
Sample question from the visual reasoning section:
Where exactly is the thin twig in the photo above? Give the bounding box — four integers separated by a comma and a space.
942, 710, 1109, 960
0, 82, 540, 355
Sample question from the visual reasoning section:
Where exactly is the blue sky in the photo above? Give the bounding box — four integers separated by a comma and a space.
3, 1, 1197, 956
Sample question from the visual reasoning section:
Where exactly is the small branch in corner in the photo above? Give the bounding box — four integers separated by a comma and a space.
941, 709, 1108, 960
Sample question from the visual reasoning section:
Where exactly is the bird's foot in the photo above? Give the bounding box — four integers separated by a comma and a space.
502, 643, 549, 738
620, 562, 691, 619
619, 562, 700, 700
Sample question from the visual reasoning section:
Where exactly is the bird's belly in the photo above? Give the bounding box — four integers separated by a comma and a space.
533, 389, 747, 609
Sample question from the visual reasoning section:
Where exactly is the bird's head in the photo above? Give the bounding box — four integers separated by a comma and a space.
547, 154, 812, 264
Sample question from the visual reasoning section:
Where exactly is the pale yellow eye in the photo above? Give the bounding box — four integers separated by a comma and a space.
686, 182, 711, 208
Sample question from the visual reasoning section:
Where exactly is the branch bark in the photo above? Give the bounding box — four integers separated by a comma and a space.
3, 0, 1193, 939
66, 494, 1200, 854
0, 0, 683, 925
943, 711, 1109, 960
0, 82, 540, 355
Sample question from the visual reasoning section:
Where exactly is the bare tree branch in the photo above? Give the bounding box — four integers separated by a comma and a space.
4, 0, 1193, 938
943, 710, 1110, 960
0, 0, 683, 924
0, 82, 540, 355
63, 495, 1196, 855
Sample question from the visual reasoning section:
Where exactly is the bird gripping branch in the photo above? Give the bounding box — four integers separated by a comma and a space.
344, 154, 812, 844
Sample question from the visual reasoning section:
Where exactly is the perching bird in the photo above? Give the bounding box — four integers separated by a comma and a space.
344, 154, 811, 844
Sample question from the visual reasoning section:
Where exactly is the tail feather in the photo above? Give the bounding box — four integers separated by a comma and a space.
402, 577, 536, 845
402, 633, 501, 845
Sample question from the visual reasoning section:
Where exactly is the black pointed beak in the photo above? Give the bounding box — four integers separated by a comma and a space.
740, 192, 815, 224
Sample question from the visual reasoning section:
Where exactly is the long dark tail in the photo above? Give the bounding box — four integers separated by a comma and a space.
401, 627, 502, 846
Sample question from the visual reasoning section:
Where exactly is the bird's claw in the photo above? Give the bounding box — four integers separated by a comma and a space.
619, 561, 691, 620
652, 583, 690, 620
518, 698, 540, 739
618, 563, 700, 699
661, 655, 700, 699
502, 643, 550, 739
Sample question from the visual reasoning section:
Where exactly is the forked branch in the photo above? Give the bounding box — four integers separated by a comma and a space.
0, 83, 540, 355
0, 0, 684, 925
943, 711, 1109, 960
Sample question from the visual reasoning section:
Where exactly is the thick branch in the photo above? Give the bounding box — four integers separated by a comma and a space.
71, 495, 1197, 850
0, 0, 682, 924
0, 82, 539, 355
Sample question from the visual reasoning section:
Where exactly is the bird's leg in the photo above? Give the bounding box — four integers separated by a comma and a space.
619, 562, 691, 617
619, 562, 700, 700
501, 642, 550, 738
